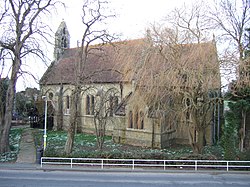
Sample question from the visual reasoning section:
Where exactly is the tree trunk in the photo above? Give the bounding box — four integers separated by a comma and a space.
0, 55, 20, 153
191, 128, 205, 154
0, 121, 11, 153
197, 129, 205, 154
64, 89, 80, 155
94, 117, 104, 151
151, 119, 155, 148
98, 119, 106, 150
64, 121, 75, 155
56, 84, 63, 131
240, 110, 246, 152
64, 112, 76, 155
0, 80, 16, 153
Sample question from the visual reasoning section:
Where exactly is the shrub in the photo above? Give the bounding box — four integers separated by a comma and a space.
221, 101, 240, 160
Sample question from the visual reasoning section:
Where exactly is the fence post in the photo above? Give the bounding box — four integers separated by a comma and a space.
132, 159, 135, 170
226, 161, 229, 172
164, 160, 166, 170
41, 157, 43, 168
195, 161, 198, 171
101, 159, 104, 169
70, 158, 73, 169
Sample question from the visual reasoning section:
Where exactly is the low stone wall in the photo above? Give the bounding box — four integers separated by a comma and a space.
113, 128, 162, 148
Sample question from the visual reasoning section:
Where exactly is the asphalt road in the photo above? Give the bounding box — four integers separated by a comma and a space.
0, 169, 250, 187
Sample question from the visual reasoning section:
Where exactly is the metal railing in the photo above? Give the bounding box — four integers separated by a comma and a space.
41, 157, 250, 171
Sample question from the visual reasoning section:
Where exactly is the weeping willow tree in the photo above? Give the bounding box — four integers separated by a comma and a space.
123, 1, 221, 154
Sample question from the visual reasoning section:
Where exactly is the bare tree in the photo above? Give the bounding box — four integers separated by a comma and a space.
64, 0, 116, 155
210, 0, 250, 151
131, 2, 220, 154
167, 2, 220, 153
167, 0, 212, 44
210, 0, 250, 61
0, 0, 61, 153
94, 87, 119, 150
210, 0, 250, 89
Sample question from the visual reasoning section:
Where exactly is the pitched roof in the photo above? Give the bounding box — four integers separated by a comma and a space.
40, 39, 219, 86
40, 39, 148, 85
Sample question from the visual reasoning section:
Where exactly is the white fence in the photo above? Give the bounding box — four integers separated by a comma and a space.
41, 157, 250, 171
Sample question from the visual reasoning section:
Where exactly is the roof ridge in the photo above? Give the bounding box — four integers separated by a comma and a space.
66, 38, 146, 50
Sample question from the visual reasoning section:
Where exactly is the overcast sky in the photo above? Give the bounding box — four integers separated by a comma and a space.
52, 0, 198, 48
17, 0, 201, 91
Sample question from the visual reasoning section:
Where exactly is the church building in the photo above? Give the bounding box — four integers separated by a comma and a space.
40, 21, 221, 148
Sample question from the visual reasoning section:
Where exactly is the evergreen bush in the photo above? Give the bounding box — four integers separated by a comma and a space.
221, 101, 240, 160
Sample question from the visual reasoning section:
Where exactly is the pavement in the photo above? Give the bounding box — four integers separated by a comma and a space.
0, 126, 40, 170
16, 127, 36, 164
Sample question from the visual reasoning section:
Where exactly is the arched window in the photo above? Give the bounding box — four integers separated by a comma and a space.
134, 110, 139, 129
64, 37, 67, 48
128, 109, 145, 130
66, 95, 70, 109
128, 111, 133, 128
64, 95, 70, 114
86, 95, 95, 115
109, 96, 119, 116
61, 37, 67, 48
90, 95, 95, 115
86, 95, 90, 115
139, 111, 144, 129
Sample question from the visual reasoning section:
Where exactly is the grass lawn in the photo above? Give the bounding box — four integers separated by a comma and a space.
0, 127, 23, 162
33, 129, 223, 160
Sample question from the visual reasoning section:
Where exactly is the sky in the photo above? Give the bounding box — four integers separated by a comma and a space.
55, 0, 192, 48
16, 0, 200, 91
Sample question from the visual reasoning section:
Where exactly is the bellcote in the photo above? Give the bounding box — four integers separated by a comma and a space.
54, 21, 70, 61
